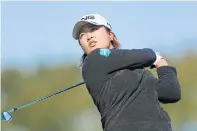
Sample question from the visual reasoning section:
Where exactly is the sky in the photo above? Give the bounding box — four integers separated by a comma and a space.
1, 1, 197, 69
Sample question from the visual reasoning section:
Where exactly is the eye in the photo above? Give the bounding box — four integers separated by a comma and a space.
91, 26, 99, 32
79, 33, 85, 39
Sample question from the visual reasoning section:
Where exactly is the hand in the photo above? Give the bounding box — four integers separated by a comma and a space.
151, 52, 168, 68
155, 58, 168, 68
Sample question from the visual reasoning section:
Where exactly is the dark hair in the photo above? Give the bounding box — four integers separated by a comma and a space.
78, 54, 87, 67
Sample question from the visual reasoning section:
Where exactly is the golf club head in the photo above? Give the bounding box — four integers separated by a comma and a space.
2, 111, 13, 122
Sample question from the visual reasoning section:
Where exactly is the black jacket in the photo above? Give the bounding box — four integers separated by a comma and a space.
82, 48, 181, 131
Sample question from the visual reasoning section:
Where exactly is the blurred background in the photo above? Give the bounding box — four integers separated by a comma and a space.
1, 1, 197, 131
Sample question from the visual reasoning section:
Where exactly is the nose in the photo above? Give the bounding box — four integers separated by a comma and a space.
86, 33, 94, 42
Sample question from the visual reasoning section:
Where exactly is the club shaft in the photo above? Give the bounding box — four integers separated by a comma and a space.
6, 81, 85, 113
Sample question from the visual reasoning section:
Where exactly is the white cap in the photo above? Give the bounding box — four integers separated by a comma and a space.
72, 14, 112, 40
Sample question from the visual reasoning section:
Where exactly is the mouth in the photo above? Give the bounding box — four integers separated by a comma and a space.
89, 41, 97, 47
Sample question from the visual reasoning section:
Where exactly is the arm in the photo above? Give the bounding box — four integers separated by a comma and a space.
155, 59, 181, 104
86, 48, 156, 74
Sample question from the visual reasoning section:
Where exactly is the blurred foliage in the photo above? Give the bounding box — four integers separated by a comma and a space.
1, 50, 197, 131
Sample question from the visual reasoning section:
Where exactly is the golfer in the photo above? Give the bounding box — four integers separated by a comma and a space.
72, 14, 181, 131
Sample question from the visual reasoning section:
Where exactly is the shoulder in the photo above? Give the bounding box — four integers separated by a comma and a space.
83, 48, 112, 67
88, 48, 112, 59
82, 48, 112, 78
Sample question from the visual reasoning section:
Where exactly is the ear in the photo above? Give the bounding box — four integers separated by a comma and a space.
109, 31, 114, 41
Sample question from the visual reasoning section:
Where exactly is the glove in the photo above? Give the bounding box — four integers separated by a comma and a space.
150, 52, 165, 69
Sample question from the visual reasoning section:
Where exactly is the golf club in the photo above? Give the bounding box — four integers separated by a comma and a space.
1, 81, 85, 123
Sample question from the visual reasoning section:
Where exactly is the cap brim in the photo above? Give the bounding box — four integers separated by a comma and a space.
72, 20, 100, 40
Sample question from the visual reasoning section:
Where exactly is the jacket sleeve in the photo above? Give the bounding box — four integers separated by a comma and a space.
155, 66, 181, 104
86, 48, 156, 74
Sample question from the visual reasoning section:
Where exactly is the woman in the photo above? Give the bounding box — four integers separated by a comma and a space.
72, 14, 181, 131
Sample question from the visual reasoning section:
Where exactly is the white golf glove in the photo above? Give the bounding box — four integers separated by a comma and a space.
151, 52, 165, 68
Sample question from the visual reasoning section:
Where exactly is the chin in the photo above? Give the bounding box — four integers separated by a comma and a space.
89, 46, 106, 53
91, 47, 97, 50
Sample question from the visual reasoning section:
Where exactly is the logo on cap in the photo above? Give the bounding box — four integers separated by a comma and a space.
81, 15, 95, 20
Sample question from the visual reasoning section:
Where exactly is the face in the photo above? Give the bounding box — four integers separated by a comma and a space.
78, 23, 114, 54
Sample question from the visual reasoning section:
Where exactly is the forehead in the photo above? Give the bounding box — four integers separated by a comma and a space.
79, 23, 98, 33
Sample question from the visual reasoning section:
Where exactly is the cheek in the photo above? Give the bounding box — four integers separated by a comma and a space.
102, 36, 110, 47
96, 31, 110, 45
79, 39, 89, 51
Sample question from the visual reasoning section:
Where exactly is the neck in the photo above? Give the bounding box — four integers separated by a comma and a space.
109, 44, 114, 49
